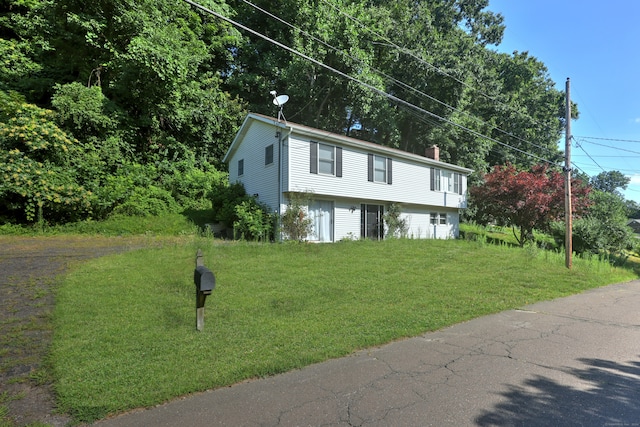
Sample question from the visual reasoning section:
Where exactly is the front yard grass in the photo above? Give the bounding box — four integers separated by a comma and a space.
51, 238, 638, 422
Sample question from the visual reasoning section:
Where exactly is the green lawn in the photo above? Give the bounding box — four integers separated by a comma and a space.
51, 238, 638, 422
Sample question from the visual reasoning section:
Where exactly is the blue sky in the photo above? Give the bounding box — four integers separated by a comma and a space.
487, 0, 640, 203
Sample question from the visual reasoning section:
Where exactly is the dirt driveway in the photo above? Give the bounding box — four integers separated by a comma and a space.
0, 236, 146, 426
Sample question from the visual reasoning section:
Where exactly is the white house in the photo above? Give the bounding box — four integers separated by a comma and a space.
223, 113, 473, 242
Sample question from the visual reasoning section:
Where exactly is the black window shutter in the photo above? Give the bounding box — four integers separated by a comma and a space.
367, 153, 373, 182
387, 158, 393, 184
336, 147, 343, 177
458, 173, 463, 195
310, 142, 318, 174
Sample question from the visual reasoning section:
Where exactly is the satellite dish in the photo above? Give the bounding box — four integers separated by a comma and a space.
272, 94, 289, 107
270, 91, 289, 123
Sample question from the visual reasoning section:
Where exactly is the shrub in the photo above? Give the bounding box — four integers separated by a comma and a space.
111, 186, 180, 217
210, 181, 248, 227
383, 203, 408, 238
233, 199, 274, 241
280, 192, 313, 241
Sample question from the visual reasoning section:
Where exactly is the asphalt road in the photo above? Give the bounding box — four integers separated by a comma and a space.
95, 280, 640, 426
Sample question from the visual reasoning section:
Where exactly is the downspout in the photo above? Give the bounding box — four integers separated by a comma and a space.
277, 126, 293, 242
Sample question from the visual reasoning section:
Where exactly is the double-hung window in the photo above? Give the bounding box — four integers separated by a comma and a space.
368, 154, 392, 184
431, 168, 441, 191
265, 144, 274, 165
431, 168, 463, 195
319, 143, 334, 175
374, 155, 387, 182
310, 142, 342, 177
238, 159, 244, 176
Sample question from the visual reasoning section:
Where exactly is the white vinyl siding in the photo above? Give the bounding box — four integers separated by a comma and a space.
226, 120, 281, 211
225, 114, 470, 240
288, 137, 466, 209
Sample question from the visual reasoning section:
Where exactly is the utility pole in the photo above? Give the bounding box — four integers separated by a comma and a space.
564, 78, 573, 269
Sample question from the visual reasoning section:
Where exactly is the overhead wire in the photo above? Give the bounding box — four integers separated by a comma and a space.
239, 0, 560, 159
319, 0, 566, 148
320, 0, 640, 198
573, 136, 605, 172
184, 0, 558, 165
574, 136, 640, 144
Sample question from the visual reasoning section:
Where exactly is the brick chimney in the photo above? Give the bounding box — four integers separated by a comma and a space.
425, 145, 439, 161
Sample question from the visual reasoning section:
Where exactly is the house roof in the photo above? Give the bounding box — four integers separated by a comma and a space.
224, 113, 474, 174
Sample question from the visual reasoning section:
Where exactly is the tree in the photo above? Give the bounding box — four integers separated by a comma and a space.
626, 199, 640, 219
0, 91, 92, 223
589, 170, 629, 195
470, 163, 590, 246
571, 190, 636, 256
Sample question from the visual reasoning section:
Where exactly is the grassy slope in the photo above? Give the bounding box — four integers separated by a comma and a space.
51, 237, 638, 422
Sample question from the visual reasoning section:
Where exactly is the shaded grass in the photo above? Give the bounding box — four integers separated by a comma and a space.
51, 238, 638, 422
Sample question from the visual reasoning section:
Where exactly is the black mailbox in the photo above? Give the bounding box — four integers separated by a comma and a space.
194, 266, 215, 295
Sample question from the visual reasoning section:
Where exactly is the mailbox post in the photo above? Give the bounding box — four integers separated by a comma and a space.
194, 249, 215, 331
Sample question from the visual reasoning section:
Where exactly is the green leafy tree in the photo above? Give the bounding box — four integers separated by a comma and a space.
589, 170, 629, 195
0, 91, 92, 223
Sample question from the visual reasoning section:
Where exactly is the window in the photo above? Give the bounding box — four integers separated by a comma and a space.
368, 154, 392, 184
310, 142, 342, 177
431, 169, 463, 195
430, 168, 441, 191
238, 159, 244, 176
319, 143, 334, 174
444, 171, 453, 192
446, 172, 463, 194
430, 212, 447, 225
374, 155, 386, 182
265, 144, 274, 165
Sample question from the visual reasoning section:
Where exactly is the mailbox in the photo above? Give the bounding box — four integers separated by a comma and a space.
194, 266, 215, 295
193, 250, 216, 331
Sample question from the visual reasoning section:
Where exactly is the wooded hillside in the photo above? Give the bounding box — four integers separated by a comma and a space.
0, 0, 572, 224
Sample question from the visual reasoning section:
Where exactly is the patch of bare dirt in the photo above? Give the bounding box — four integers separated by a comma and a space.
0, 236, 147, 426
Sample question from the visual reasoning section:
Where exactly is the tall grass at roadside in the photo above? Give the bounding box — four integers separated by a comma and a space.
51, 238, 638, 422
0, 211, 207, 236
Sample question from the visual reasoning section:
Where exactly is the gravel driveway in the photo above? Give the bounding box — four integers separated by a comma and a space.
0, 236, 143, 426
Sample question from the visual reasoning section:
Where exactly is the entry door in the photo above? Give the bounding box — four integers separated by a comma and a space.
361, 204, 384, 240
309, 200, 334, 242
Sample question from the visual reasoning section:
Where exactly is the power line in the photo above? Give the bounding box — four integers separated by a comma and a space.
573, 136, 605, 172
575, 136, 640, 144
183, 0, 557, 166
577, 138, 640, 156
319, 0, 565, 145
238, 0, 558, 158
